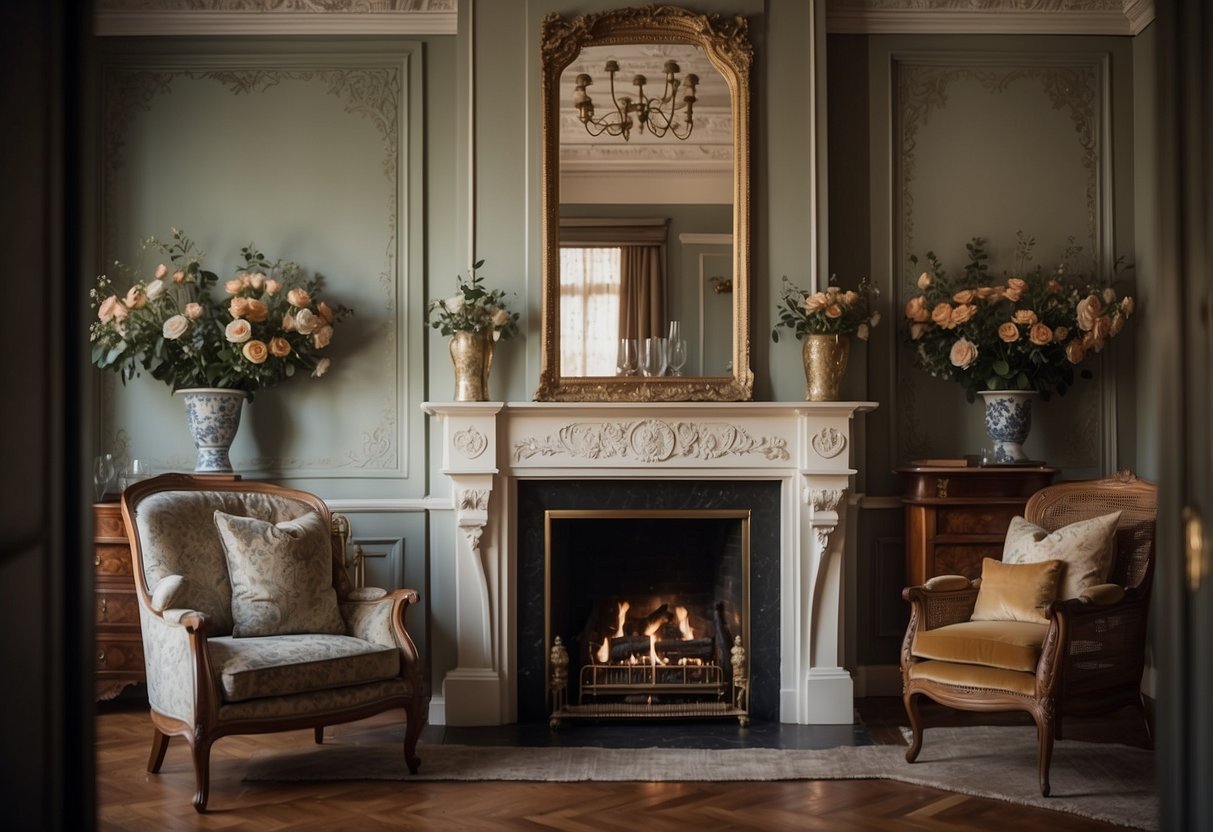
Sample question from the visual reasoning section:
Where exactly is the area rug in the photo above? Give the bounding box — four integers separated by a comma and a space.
245, 725, 1156, 830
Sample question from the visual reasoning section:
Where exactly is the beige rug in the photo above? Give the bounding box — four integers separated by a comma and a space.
245, 725, 1156, 830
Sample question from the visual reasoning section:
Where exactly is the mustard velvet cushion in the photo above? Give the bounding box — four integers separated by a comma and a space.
912, 620, 1048, 672
1002, 511, 1121, 600
214, 510, 346, 638
970, 557, 1062, 624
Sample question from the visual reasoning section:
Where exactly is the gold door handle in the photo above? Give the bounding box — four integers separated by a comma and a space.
1184, 505, 1206, 593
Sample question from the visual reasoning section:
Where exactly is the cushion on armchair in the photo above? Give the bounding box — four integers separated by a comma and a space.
214, 510, 346, 638
912, 619, 1048, 672
1002, 511, 1121, 599
970, 557, 1062, 624
208, 634, 400, 703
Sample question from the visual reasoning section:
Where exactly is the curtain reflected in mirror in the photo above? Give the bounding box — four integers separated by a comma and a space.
559, 247, 620, 376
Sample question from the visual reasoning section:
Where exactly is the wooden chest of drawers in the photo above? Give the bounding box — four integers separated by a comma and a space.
897, 462, 1058, 587
93, 502, 145, 700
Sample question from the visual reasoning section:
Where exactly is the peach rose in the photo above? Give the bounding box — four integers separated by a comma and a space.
224, 319, 252, 344
904, 295, 930, 322
124, 285, 147, 310
245, 299, 268, 323
312, 357, 331, 378
1029, 323, 1053, 346
952, 289, 976, 304
1004, 286, 1023, 302
1007, 277, 1027, 292
248, 272, 266, 291
242, 339, 268, 364
491, 308, 510, 327
269, 336, 292, 358
265, 278, 282, 295
287, 288, 311, 308
294, 308, 319, 335
1012, 309, 1038, 326
313, 325, 333, 349
317, 301, 334, 323
917, 271, 932, 290
172, 269, 186, 284
843, 290, 859, 305
975, 286, 996, 299
98, 295, 118, 322
184, 302, 203, 320
869, 311, 882, 328
931, 303, 953, 327
998, 322, 1020, 343
145, 279, 165, 301
1121, 296, 1135, 318
857, 323, 870, 341
282, 311, 296, 332
1053, 325, 1069, 341
1103, 287, 1117, 304
949, 304, 976, 326
1110, 313, 1125, 336
1092, 315, 1111, 349
229, 297, 250, 319
803, 292, 828, 313
111, 301, 129, 320
162, 315, 189, 340
154, 263, 167, 279
825, 303, 844, 319
1066, 339, 1086, 364
224, 278, 245, 295
910, 322, 927, 340
1076, 294, 1103, 331
949, 337, 979, 369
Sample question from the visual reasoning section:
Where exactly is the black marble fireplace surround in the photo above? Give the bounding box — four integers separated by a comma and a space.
516, 479, 781, 723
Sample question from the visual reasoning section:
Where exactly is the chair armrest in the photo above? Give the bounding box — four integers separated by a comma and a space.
138, 607, 217, 724
902, 583, 980, 630
340, 588, 423, 675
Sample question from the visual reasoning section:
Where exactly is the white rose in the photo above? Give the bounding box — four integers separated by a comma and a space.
917, 271, 932, 290
224, 319, 252, 343
949, 337, 979, 369
145, 279, 166, 300
295, 308, 319, 335
491, 308, 510, 327
312, 357, 331, 378
444, 295, 464, 314
162, 315, 189, 340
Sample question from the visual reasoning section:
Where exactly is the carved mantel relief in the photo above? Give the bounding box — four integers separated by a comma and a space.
513, 420, 790, 464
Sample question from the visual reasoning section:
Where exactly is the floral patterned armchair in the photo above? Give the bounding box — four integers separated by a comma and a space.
121, 474, 427, 811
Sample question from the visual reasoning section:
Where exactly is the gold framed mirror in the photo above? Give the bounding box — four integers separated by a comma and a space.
535, 6, 753, 402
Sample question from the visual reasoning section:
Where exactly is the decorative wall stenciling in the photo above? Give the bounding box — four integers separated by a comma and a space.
512, 420, 790, 463
453, 426, 488, 459
826, 0, 1153, 36
810, 427, 847, 459
99, 47, 418, 477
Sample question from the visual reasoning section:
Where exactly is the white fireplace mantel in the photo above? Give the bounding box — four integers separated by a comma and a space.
422, 400, 877, 726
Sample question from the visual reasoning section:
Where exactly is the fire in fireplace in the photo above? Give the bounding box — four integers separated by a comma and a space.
544, 509, 750, 727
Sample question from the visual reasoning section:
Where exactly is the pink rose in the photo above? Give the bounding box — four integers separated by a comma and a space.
904, 295, 929, 322
242, 340, 268, 364
184, 302, 203, 320
224, 319, 252, 343
154, 263, 167, 279
162, 315, 189, 340
998, 322, 1020, 343
269, 336, 292, 358
124, 285, 147, 310
312, 357, 331, 378
949, 337, 978, 369
1029, 323, 1053, 346
313, 325, 333, 349
98, 295, 118, 322
245, 299, 268, 323
287, 288, 311, 308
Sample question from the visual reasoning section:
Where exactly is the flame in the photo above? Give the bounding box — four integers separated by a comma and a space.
674, 606, 694, 640
612, 601, 629, 639
648, 633, 660, 665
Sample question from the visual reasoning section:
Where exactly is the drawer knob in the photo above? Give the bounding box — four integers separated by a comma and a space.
94, 554, 101, 568
97, 649, 107, 667
99, 598, 108, 622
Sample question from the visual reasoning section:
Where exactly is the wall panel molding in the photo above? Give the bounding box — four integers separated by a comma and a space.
828, 1, 1154, 35
96, 1, 456, 37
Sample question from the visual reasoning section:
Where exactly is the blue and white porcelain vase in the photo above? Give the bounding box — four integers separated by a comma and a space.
176, 388, 249, 473
978, 390, 1038, 463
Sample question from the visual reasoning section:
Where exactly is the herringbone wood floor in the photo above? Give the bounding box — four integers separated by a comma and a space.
95, 699, 1149, 831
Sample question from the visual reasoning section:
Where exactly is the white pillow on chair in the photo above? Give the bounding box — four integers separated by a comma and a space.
1002, 511, 1121, 600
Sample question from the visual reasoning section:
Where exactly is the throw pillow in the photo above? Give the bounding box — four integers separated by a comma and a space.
213, 510, 346, 638
1002, 511, 1121, 600
971, 557, 1063, 624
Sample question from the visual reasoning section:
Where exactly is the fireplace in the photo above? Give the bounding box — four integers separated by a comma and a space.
423, 401, 874, 727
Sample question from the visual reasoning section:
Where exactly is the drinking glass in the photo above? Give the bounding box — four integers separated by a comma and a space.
668, 337, 688, 376
92, 454, 115, 502
616, 338, 638, 376
119, 458, 149, 492
640, 336, 668, 377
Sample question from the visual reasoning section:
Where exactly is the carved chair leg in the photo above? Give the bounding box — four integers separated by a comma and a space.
903, 690, 925, 763
190, 738, 213, 813
314, 726, 325, 745
403, 700, 424, 775
147, 727, 171, 773
1034, 712, 1055, 797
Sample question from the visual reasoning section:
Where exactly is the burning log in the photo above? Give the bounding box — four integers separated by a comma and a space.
605, 635, 715, 663
637, 603, 670, 635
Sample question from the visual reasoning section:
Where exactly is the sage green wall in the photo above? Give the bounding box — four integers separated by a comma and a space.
1131, 22, 1158, 482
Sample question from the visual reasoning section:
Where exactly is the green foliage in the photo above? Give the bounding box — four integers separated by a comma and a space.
426, 259, 520, 342
771, 274, 881, 342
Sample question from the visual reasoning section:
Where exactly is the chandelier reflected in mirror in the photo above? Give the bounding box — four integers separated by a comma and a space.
572, 60, 699, 141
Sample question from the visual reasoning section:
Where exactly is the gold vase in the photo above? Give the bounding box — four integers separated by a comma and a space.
802, 333, 850, 401
449, 329, 495, 402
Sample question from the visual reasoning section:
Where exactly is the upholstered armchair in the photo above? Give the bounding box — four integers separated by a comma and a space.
900, 471, 1156, 796
122, 474, 427, 811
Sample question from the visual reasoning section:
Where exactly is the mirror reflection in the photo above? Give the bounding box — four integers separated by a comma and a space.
558, 42, 734, 379
537, 6, 752, 401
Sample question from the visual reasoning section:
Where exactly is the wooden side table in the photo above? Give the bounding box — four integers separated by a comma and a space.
93, 501, 145, 700
897, 461, 1058, 586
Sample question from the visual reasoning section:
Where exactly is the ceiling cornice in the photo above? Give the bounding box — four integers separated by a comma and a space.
94, 1, 456, 37
826, 1, 1155, 36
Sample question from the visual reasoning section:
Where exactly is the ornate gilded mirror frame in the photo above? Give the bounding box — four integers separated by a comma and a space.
535, 5, 753, 402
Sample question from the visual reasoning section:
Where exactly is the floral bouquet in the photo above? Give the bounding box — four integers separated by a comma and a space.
89, 228, 352, 397
771, 274, 881, 342
426, 259, 520, 341
904, 234, 1134, 402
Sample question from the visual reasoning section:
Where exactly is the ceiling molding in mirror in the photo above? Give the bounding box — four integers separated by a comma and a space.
536, 5, 753, 402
